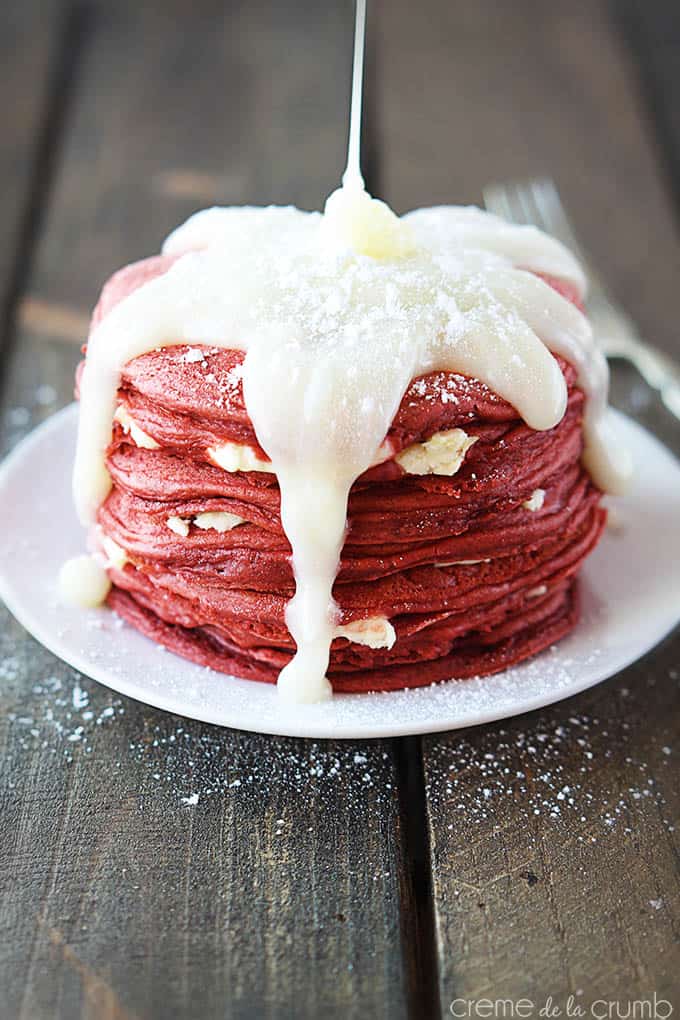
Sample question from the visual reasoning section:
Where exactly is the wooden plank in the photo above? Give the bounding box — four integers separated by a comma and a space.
0, 3, 414, 1018
0, 0, 65, 356
379, 0, 680, 361
616, 0, 680, 223
379, 0, 680, 1010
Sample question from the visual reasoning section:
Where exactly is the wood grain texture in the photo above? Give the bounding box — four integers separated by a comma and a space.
616, 0, 680, 220
0, 630, 407, 1019
378, 0, 680, 1010
0, 3, 412, 1018
0, 0, 66, 358
379, 0, 680, 361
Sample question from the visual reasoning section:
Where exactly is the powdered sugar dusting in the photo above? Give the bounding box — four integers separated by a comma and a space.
3, 652, 676, 830
424, 691, 676, 838
3, 669, 125, 766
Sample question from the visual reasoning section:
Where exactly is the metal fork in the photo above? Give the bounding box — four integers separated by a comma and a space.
483, 177, 680, 420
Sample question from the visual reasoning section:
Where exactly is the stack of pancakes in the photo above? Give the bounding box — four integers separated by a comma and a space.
83, 256, 606, 692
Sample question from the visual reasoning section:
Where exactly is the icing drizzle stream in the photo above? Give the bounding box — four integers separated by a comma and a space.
343, 0, 366, 192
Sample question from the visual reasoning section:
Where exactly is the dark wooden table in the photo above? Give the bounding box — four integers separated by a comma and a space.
1, 2, 678, 1017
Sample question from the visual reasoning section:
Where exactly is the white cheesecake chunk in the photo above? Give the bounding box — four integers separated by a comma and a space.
396, 429, 477, 476
207, 441, 275, 473
193, 511, 246, 532
335, 616, 396, 650
114, 404, 160, 449
522, 488, 545, 512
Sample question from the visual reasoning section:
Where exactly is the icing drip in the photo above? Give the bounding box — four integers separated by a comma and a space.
73, 200, 630, 703
59, 555, 110, 608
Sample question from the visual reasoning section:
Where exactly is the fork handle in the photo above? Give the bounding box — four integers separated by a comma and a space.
609, 335, 680, 420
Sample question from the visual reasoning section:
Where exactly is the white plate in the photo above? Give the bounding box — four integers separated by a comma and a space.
0, 403, 679, 739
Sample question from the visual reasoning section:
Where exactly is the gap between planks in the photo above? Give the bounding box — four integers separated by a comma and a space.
394, 737, 442, 1020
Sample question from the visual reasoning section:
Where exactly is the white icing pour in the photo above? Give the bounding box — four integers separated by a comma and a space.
58, 555, 110, 608
73, 199, 629, 703
321, 183, 415, 259
405, 206, 587, 295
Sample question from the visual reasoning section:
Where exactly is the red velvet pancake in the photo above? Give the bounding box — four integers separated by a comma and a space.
79, 256, 606, 693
